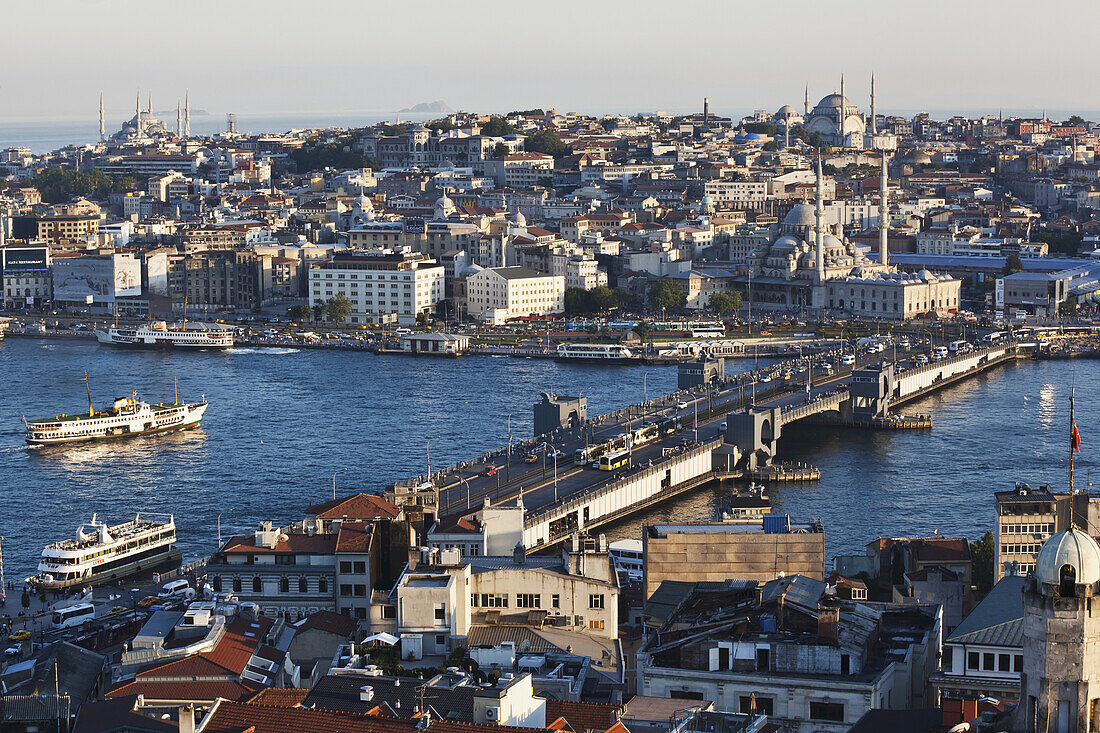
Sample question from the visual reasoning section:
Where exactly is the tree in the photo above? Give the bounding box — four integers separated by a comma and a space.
761, 141, 779, 152
566, 286, 619, 315
1061, 299, 1079, 316
1003, 253, 1025, 275
416, 311, 431, 327
709, 291, 742, 316
970, 531, 995, 593
31, 168, 138, 204
647, 280, 686, 313
379, 123, 407, 136
287, 304, 311, 322
524, 130, 567, 158
312, 303, 326, 321
508, 109, 545, 117
427, 119, 455, 133
324, 293, 353, 323
492, 142, 509, 159
480, 117, 518, 137
743, 122, 778, 136
1066, 115, 1086, 126
633, 321, 652, 342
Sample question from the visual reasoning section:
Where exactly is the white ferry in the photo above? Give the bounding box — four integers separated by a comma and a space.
555, 343, 636, 362
609, 539, 644, 584
96, 321, 234, 348
25, 375, 207, 445
0, 317, 9, 340
27, 513, 181, 591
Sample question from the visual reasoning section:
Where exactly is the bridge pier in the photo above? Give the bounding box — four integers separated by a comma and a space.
850, 362, 896, 421
724, 407, 783, 470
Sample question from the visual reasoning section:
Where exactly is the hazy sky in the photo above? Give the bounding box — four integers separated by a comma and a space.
6, 0, 1098, 122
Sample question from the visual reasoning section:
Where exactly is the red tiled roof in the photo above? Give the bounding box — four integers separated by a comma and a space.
544, 701, 618, 733
244, 688, 310, 707
307, 493, 401, 521
221, 533, 337, 555
137, 616, 274, 679
336, 522, 374, 553
293, 610, 358, 639
106, 679, 261, 703
203, 701, 551, 733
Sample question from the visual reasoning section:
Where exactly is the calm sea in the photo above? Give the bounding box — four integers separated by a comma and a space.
0, 338, 1089, 580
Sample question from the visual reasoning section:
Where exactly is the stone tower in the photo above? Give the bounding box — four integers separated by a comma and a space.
1016, 528, 1100, 732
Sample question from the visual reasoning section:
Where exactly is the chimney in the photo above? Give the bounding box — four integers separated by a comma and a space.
360, 685, 374, 702
513, 543, 526, 565
817, 606, 840, 643
776, 592, 786, 629
179, 705, 196, 733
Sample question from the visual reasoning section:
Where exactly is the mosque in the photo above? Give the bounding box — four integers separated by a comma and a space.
773, 75, 895, 151
741, 152, 960, 319
105, 91, 180, 146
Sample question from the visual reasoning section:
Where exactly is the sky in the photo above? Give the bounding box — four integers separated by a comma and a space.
5, 0, 1098, 122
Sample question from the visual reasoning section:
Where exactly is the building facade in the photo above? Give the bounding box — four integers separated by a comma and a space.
308, 249, 444, 325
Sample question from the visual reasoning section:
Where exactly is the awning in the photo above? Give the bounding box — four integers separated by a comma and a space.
363, 632, 399, 646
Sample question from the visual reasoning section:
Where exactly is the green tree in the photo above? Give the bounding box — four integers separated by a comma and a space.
287, 304, 312, 322
1066, 115, 1086, 126
762, 141, 779, 152
524, 130, 567, 157
743, 122, 778, 136
379, 123, 407, 136
970, 531, 995, 593
312, 303, 326, 321
324, 293, 353, 323
31, 168, 138, 204
427, 119, 455, 133
1061, 299, 1079, 316
709, 291, 741, 316
647, 280, 687, 313
492, 143, 509, 158
416, 311, 431, 327
633, 321, 652, 342
289, 141, 377, 173
508, 109, 545, 117
481, 117, 518, 137
1003, 253, 1025, 275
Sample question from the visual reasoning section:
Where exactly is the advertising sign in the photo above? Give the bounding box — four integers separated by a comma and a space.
53, 254, 140, 303
995, 278, 1005, 309
1, 247, 49, 272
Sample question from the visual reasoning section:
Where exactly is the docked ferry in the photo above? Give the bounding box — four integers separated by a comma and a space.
27, 514, 181, 590
555, 343, 636, 362
96, 321, 234, 348
25, 378, 207, 445
0, 317, 9, 340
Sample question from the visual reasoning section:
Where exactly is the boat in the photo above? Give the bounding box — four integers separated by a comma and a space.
95, 320, 234, 348
24, 373, 207, 445
555, 343, 636, 362
26, 513, 181, 591
608, 539, 644, 584
0, 317, 8, 340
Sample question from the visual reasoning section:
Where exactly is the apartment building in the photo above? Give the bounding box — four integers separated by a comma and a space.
185, 250, 273, 311
308, 248, 444, 325
483, 153, 554, 188
992, 483, 1100, 581
464, 266, 564, 324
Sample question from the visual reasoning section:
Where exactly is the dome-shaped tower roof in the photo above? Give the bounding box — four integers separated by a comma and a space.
1035, 528, 1100, 587
783, 203, 816, 228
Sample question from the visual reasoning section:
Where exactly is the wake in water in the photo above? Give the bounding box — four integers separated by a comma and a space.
230, 347, 301, 355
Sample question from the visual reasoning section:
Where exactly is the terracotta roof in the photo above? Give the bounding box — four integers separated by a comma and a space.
220, 533, 338, 555
336, 522, 374, 553
105, 679, 261, 703
73, 696, 177, 733
203, 701, 551, 733
307, 493, 401, 520
293, 610, 358, 639
136, 616, 274, 679
244, 688, 310, 707
433, 513, 481, 535
544, 701, 618, 733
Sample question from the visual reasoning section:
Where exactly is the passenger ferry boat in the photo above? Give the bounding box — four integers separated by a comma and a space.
96, 321, 234, 348
0, 317, 9, 340
608, 539, 643, 584
24, 373, 207, 445
555, 343, 636, 362
27, 513, 181, 590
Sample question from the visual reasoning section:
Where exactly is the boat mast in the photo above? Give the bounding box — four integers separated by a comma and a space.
175, 376, 179, 406
83, 370, 93, 417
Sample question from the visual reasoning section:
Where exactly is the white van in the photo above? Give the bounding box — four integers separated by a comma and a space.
158, 579, 194, 599
933, 346, 949, 360
840, 354, 856, 366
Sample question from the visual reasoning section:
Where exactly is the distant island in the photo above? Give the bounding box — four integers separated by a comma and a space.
398, 101, 453, 114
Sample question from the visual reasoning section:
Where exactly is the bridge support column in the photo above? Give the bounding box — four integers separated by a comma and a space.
724, 407, 782, 470
850, 362, 896, 420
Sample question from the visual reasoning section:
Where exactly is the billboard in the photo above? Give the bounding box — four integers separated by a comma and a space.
404, 217, 426, 234
995, 278, 1005, 309
53, 254, 141, 304
1, 247, 49, 272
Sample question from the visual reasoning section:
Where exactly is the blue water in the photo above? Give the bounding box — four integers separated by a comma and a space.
0, 338, 1089, 580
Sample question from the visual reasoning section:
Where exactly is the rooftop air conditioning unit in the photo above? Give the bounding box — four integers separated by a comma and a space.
485, 707, 500, 721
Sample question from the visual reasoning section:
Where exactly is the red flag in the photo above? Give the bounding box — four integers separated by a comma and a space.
1073, 420, 1082, 453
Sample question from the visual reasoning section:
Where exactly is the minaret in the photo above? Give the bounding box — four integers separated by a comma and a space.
147, 93, 152, 113
784, 117, 790, 149
99, 93, 105, 141
815, 153, 825, 284
135, 90, 143, 136
879, 151, 889, 268
703, 97, 709, 127
184, 90, 190, 139
838, 74, 846, 138
177, 101, 182, 137
804, 83, 809, 116
870, 73, 877, 135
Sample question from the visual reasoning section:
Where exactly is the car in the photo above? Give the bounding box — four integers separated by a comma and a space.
719, 422, 727, 430
483, 465, 497, 476
840, 354, 856, 366
676, 402, 689, 410
523, 454, 538, 464
4, 646, 20, 658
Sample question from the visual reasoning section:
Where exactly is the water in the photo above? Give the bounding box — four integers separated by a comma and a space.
0, 338, 1089, 581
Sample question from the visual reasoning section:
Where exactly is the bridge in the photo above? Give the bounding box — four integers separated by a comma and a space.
392, 340, 1026, 552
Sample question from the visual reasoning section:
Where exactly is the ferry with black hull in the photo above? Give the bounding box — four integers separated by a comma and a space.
24, 373, 207, 446
26, 514, 181, 591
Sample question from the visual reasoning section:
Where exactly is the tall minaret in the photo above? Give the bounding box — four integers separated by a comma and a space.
838, 74, 846, 138
177, 101, 182, 137
135, 90, 143, 135
870, 73, 877, 135
184, 90, 190, 138
99, 93, 105, 141
804, 83, 809, 116
815, 153, 825, 285
147, 93, 152, 113
879, 151, 889, 268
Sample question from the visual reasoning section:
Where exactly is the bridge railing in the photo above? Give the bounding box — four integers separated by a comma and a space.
892, 343, 1012, 397
524, 437, 723, 531
780, 391, 848, 422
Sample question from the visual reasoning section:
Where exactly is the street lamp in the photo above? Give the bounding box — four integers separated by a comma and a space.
539, 442, 559, 502
332, 467, 347, 500
643, 371, 655, 425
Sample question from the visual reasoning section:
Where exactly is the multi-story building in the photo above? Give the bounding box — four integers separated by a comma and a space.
426, 500, 524, 559
703, 180, 769, 210
564, 255, 607, 290
642, 517, 826, 602
1, 245, 51, 307
12, 213, 99, 244
483, 153, 554, 188
464, 266, 565, 324
636, 575, 942, 733
992, 483, 1100, 581
308, 248, 444, 325
824, 269, 962, 320
185, 250, 273, 311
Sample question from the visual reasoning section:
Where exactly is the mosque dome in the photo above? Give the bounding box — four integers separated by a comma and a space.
700, 195, 714, 205
434, 192, 456, 219
353, 195, 373, 213
511, 210, 527, 228
776, 104, 796, 117
772, 235, 802, 251
783, 204, 816, 228
904, 149, 933, 165
816, 93, 852, 110
1035, 528, 1100, 587
822, 234, 846, 254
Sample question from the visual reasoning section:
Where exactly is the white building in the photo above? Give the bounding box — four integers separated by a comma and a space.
308, 248, 444, 325
483, 153, 555, 188
465, 266, 565, 324
564, 255, 607, 290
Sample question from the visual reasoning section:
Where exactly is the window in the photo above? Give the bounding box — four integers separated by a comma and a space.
382, 605, 396, 619
252, 577, 262, 593
983, 653, 995, 671
809, 702, 844, 722
340, 584, 353, 597
1014, 655, 1023, 673
481, 593, 508, 608
279, 577, 289, 593
319, 577, 328, 593
738, 696, 773, 715
233, 577, 242, 593
517, 594, 541, 608
552, 594, 560, 608
354, 584, 367, 597
299, 577, 308, 593
212, 576, 222, 592
589, 619, 604, 630
436, 634, 446, 646
435, 603, 446, 620
589, 594, 605, 609
968, 651, 980, 670
340, 561, 353, 573
998, 653, 1011, 672
354, 561, 367, 574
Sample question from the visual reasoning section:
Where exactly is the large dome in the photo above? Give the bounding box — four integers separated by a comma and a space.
1035, 528, 1100, 587
783, 203, 816, 227
776, 104, 796, 116
816, 93, 852, 110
